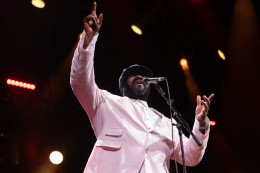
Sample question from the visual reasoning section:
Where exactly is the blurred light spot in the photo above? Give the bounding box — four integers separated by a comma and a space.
218, 50, 226, 60
31, 0, 45, 8
210, 121, 216, 126
7, 79, 11, 84
131, 25, 142, 35
79, 33, 83, 40
180, 58, 189, 70
31, 85, 36, 90
50, 151, 63, 164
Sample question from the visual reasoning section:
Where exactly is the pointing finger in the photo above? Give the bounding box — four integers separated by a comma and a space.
197, 95, 201, 107
92, 2, 97, 14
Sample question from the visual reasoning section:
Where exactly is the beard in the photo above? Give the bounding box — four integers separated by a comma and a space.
130, 78, 149, 95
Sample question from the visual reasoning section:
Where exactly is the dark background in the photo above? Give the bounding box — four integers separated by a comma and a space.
1, 0, 260, 172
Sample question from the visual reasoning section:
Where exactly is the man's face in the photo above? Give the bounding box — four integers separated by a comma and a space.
127, 74, 149, 95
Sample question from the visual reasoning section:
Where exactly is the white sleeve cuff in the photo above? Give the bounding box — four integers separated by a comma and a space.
194, 116, 210, 134
75, 30, 99, 59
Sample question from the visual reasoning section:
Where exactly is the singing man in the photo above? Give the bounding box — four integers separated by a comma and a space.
70, 2, 214, 173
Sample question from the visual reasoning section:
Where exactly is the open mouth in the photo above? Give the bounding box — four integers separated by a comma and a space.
134, 80, 143, 85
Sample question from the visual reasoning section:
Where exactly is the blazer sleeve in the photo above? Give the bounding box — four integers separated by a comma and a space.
70, 30, 105, 121
170, 117, 210, 166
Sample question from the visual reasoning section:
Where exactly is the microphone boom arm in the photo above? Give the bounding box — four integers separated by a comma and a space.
155, 84, 202, 146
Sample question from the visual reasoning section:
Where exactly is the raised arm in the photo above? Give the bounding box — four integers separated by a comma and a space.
70, 2, 104, 121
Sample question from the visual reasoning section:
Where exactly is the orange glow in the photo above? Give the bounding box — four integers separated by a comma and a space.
180, 58, 189, 70
7, 79, 11, 84
210, 121, 216, 126
79, 33, 83, 40
7, 79, 36, 90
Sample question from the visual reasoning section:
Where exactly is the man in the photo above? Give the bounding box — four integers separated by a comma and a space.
70, 2, 214, 173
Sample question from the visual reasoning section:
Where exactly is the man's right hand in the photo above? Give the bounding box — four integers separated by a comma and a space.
83, 2, 103, 49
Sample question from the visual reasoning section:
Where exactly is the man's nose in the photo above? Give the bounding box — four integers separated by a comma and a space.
135, 75, 144, 78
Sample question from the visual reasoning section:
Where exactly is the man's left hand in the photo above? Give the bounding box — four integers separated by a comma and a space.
195, 94, 214, 131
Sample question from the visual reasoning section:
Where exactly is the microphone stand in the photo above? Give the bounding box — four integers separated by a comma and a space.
155, 84, 202, 173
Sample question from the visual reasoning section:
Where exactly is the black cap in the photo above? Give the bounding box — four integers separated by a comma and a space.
119, 64, 153, 95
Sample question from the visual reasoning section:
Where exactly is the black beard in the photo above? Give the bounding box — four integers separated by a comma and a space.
130, 78, 149, 95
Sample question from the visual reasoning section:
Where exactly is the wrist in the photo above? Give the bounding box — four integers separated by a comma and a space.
199, 121, 206, 127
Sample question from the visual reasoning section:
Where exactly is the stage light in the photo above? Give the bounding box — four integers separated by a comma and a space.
218, 50, 226, 60
79, 33, 83, 40
131, 25, 142, 35
7, 79, 36, 90
180, 58, 189, 70
210, 121, 216, 126
180, 59, 187, 66
31, 85, 36, 90
31, 0, 45, 8
49, 151, 63, 165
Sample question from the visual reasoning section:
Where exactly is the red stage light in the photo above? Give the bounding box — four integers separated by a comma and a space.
7, 79, 11, 84
210, 121, 216, 126
31, 85, 36, 90
7, 79, 36, 90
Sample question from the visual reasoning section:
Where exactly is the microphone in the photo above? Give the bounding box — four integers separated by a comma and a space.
142, 77, 165, 85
